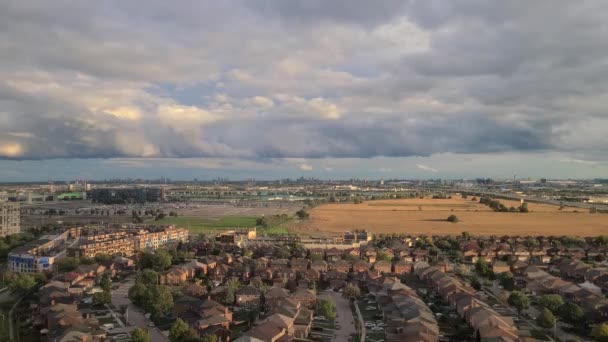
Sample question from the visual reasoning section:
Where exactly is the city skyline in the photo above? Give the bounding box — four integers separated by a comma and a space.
1, 1, 608, 180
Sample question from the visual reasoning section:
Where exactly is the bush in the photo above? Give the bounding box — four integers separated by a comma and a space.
296, 209, 310, 219
447, 215, 459, 223
536, 308, 556, 329
592, 322, 608, 342
316, 298, 337, 320
507, 291, 529, 314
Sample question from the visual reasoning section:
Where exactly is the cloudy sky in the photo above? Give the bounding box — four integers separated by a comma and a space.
1, 1, 608, 181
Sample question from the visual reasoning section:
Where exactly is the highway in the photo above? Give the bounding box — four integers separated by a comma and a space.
459, 189, 608, 211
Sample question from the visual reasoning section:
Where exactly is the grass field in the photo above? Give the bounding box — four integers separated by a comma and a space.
290, 198, 608, 236
150, 215, 290, 234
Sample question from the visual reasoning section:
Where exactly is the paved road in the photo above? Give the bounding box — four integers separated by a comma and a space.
323, 292, 356, 342
111, 278, 169, 342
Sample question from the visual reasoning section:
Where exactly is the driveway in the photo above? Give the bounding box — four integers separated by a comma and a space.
322, 291, 356, 342
111, 278, 169, 342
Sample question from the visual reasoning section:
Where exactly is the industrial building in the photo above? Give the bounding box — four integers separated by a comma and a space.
89, 187, 166, 204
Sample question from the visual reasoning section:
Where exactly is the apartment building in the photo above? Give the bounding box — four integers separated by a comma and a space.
0, 201, 20, 237
8, 231, 69, 273
133, 227, 189, 251
67, 226, 188, 257
67, 234, 135, 258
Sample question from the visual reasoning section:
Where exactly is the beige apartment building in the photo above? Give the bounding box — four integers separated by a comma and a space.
0, 202, 20, 237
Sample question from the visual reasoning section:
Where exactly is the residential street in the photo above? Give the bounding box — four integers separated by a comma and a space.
111, 278, 169, 342
323, 291, 357, 342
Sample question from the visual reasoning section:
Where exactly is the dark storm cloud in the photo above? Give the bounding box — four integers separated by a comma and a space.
249, 0, 407, 27
201, 113, 555, 159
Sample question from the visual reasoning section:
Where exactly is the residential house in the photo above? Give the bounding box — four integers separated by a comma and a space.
236, 286, 262, 307
373, 260, 391, 274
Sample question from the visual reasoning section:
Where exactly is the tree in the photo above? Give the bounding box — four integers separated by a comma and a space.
148, 285, 174, 316
461, 231, 470, 239
152, 249, 173, 271
376, 251, 393, 262
275, 246, 290, 259
454, 264, 471, 277
55, 257, 81, 272
471, 277, 482, 291
536, 308, 556, 329
499, 272, 515, 291
540, 294, 564, 314
310, 280, 317, 294
518, 202, 529, 213
95, 253, 112, 264
224, 278, 242, 305
256, 216, 268, 227
242, 248, 253, 258
201, 335, 218, 342
93, 290, 112, 306
316, 298, 337, 320
592, 322, 608, 342
475, 258, 492, 278
9, 274, 38, 295
100, 273, 112, 292
447, 215, 459, 223
296, 209, 310, 219
129, 282, 148, 306
170, 319, 195, 342
508, 291, 529, 314
558, 302, 584, 326
80, 256, 95, 265
343, 283, 361, 301
596, 235, 608, 245
138, 269, 159, 285
131, 328, 151, 342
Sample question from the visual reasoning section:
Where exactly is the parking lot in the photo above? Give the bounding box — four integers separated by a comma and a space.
357, 294, 385, 342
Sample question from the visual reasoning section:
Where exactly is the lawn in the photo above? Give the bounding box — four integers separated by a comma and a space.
150, 215, 293, 235
97, 316, 117, 325
230, 322, 250, 339
150, 216, 258, 233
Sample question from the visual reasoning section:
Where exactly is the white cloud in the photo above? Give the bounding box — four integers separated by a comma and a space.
299, 163, 313, 171
250, 96, 274, 108
416, 163, 438, 173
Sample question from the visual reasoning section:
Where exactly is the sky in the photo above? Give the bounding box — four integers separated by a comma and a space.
1, 1, 608, 181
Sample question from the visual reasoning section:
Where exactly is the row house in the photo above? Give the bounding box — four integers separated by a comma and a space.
417, 266, 532, 341
236, 286, 262, 307
367, 276, 438, 342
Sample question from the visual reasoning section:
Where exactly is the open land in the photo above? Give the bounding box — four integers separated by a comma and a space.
150, 204, 298, 234
21, 201, 300, 233
291, 198, 608, 236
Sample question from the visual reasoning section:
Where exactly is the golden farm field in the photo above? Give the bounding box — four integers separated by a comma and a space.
291, 198, 608, 236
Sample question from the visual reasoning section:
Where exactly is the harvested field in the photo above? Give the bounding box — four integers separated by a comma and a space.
291, 198, 608, 236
